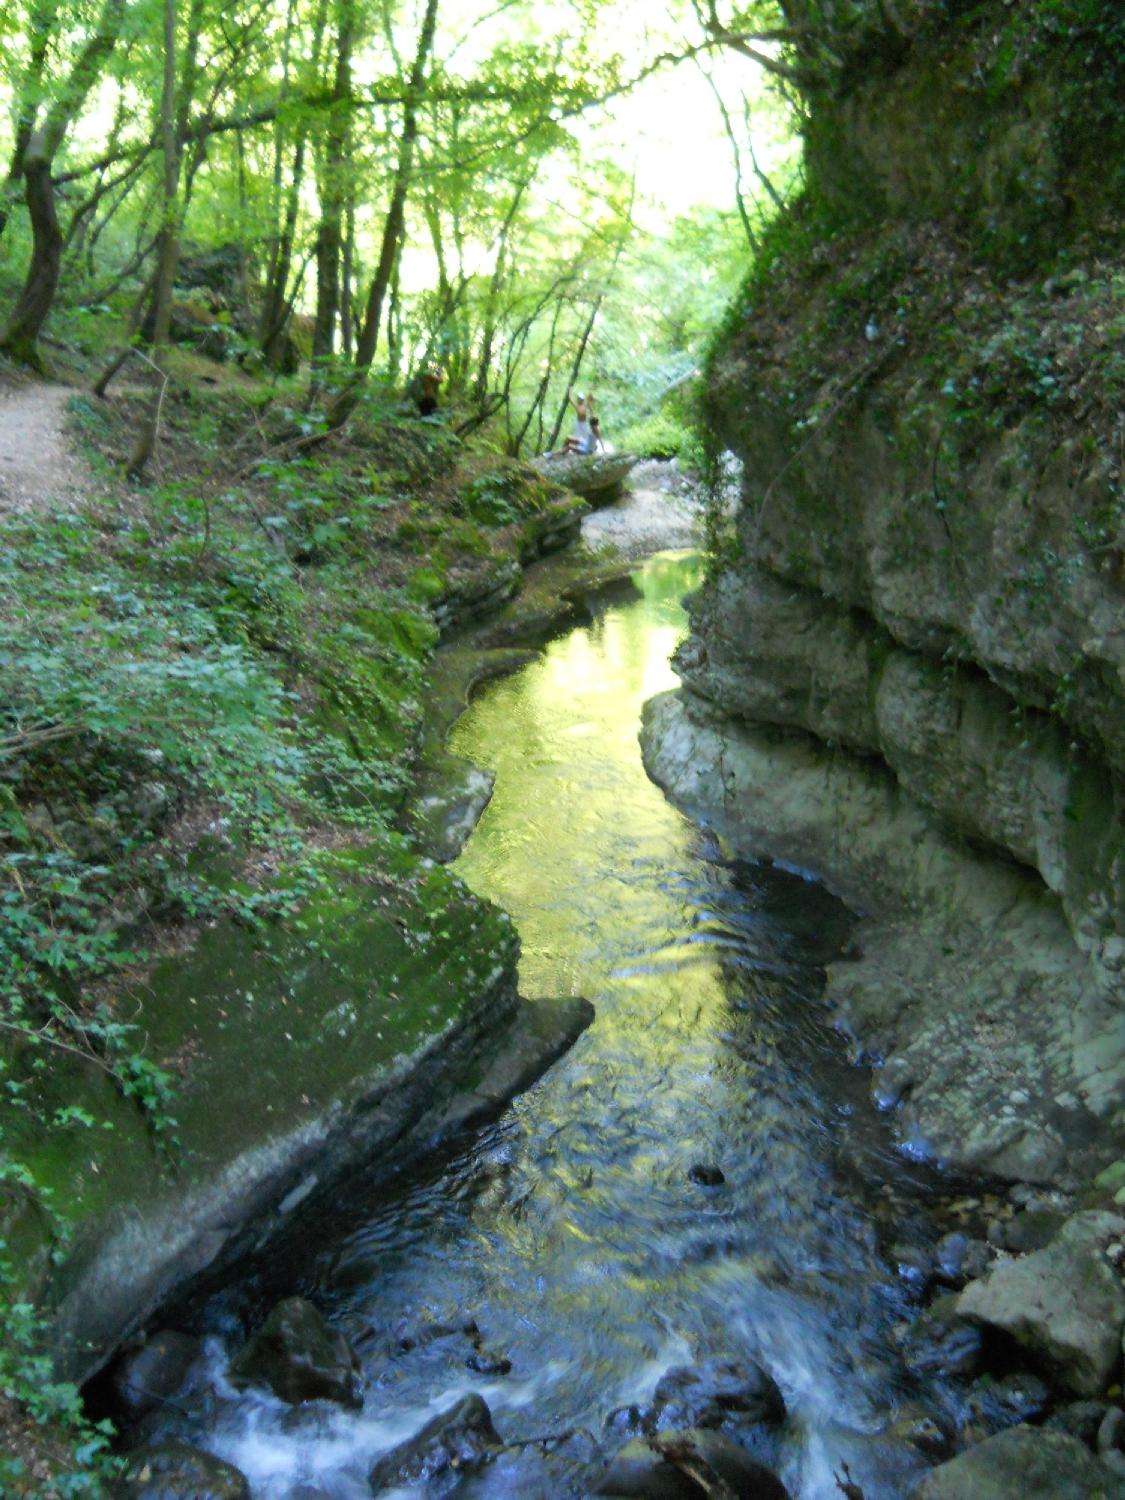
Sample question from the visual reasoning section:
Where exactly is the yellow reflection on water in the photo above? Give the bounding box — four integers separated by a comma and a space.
450, 551, 719, 1030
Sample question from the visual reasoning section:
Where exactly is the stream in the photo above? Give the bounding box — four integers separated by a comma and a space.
141, 548, 953, 1499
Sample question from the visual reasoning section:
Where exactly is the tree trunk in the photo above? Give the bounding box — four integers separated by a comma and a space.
341, 190, 356, 359
258, 0, 327, 366
351, 0, 440, 372
0, 0, 126, 361
311, 0, 355, 367
327, 0, 440, 431
127, 0, 179, 478
0, 149, 62, 367
473, 177, 530, 405
0, 0, 57, 243
545, 188, 632, 451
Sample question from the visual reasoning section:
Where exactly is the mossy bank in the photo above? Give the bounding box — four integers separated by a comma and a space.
0, 366, 594, 1486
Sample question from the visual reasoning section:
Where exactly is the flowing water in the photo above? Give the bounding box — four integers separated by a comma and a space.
145, 549, 951, 1498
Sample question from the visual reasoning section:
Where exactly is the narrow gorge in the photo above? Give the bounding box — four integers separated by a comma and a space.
1, 1, 1123, 1496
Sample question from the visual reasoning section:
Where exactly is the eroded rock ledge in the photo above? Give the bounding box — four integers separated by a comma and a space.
655, 0, 1124, 1190
640, 688, 1120, 1186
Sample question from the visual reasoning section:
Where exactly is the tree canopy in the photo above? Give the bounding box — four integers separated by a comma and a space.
0, 0, 803, 457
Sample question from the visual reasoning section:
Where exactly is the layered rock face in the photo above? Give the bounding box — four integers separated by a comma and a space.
657, 2, 1125, 1182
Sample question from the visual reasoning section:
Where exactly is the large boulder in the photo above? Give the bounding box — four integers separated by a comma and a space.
122, 1438, 250, 1499
229, 1297, 362, 1408
911, 1424, 1125, 1499
367, 1392, 503, 1492
955, 1212, 1125, 1396
590, 1429, 791, 1498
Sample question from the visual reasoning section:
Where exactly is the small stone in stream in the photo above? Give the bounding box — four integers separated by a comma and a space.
653, 1358, 785, 1430
392, 1310, 480, 1351
590, 1428, 791, 1499
933, 1231, 993, 1288
111, 1330, 204, 1423
889, 1241, 933, 1292
604, 1403, 654, 1438
122, 1438, 250, 1499
965, 1371, 1052, 1434
229, 1297, 362, 1409
1002, 1208, 1067, 1253
466, 1348, 512, 1376
1044, 1400, 1109, 1447
368, 1392, 502, 1491
392, 1316, 455, 1351
889, 1405, 953, 1460
688, 1163, 725, 1186
897, 1300, 983, 1379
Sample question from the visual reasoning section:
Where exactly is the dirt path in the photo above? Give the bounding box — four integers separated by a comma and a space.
0, 379, 90, 515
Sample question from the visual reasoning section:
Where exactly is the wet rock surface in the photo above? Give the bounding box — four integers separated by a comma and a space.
954, 1212, 1125, 1396
674, 568, 1125, 990
366, 1392, 503, 1492
888, 1404, 953, 1460
229, 1297, 362, 1408
962, 1371, 1052, 1437
933, 1231, 994, 1288
121, 1437, 251, 1499
590, 1428, 792, 1499
438, 994, 596, 1135
897, 1299, 983, 1380
1045, 1399, 1112, 1447
912, 1423, 1125, 1499
640, 687, 1122, 1187
651, 1359, 786, 1431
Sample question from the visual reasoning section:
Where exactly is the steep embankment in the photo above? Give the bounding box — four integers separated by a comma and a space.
645, 1, 1124, 1186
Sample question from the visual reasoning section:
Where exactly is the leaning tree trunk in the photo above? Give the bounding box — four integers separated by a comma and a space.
259, 0, 329, 367
0, 0, 126, 362
0, 0, 56, 244
0, 149, 62, 367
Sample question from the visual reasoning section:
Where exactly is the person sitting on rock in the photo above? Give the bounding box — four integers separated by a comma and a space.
415, 368, 442, 417
564, 390, 595, 454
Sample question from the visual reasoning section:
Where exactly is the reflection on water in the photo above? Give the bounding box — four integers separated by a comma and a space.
152, 551, 944, 1499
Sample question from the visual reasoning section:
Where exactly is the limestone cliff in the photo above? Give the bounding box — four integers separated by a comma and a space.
657, 0, 1125, 1181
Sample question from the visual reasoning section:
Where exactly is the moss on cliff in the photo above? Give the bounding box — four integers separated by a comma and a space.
705, 0, 1124, 774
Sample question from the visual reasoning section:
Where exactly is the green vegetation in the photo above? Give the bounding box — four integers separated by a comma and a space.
0, 372, 573, 1490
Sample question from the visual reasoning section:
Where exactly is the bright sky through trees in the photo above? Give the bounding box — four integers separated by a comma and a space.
0, 0, 800, 452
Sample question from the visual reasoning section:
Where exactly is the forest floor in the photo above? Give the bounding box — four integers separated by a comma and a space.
0, 375, 90, 514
